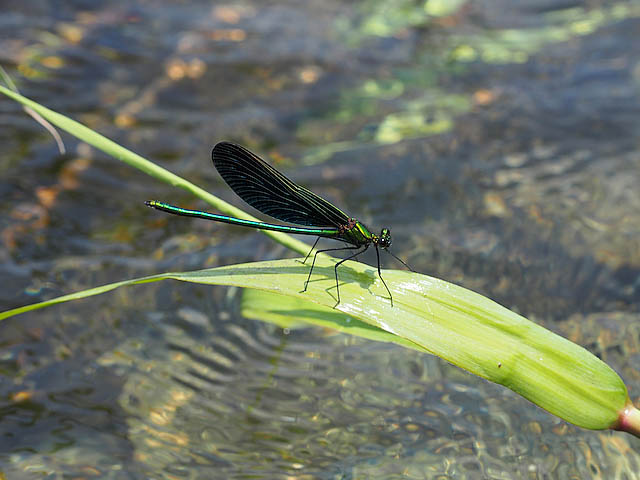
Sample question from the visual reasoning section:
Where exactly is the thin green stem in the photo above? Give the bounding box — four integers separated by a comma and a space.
0, 84, 313, 256
614, 400, 640, 438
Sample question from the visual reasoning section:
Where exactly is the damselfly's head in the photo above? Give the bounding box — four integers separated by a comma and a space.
378, 228, 392, 249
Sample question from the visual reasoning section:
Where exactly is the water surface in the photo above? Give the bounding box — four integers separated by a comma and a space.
1, 0, 640, 478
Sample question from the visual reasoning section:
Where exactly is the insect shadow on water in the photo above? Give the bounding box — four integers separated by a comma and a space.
146, 142, 412, 306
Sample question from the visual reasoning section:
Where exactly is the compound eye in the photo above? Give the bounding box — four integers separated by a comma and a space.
380, 228, 392, 248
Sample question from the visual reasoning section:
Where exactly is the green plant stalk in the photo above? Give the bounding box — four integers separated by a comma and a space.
0, 84, 311, 256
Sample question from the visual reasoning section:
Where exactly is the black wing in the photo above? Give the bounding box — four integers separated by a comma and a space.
212, 142, 350, 227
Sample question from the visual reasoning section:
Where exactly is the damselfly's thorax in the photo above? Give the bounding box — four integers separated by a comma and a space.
338, 218, 359, 235
337, 218, 371, 246
337, 218, 392, 249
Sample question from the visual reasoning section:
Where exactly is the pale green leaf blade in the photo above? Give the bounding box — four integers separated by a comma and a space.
0, 257, 628, 430
240, 289, 429, 352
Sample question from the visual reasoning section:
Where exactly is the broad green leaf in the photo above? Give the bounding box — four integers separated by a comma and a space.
0, 257, 629, 431
240, 288, 429, 352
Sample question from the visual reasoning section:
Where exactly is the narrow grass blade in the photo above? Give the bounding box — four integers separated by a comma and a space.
0, 85, 311, 256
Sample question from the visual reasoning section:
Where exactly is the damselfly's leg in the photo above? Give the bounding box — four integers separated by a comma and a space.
332, 245, 368, 305
347, 242, 361, 262
300, 237, 321, 265
302, 245, 361, 293
375, 245, 393, 306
